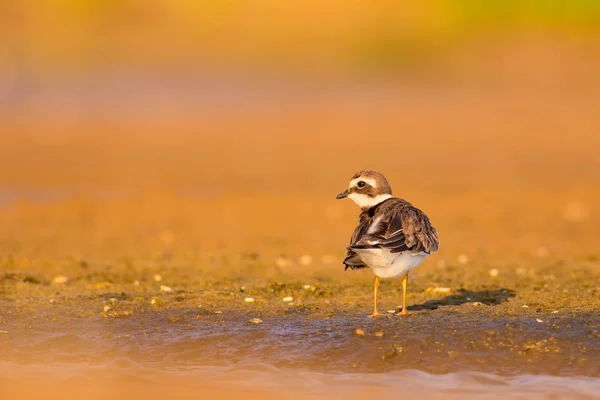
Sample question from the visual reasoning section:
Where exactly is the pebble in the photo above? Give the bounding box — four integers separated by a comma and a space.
214, 311, 222, 314
275, 256, 291, 268
552, 310, 559, 314
522, 305, 529, 308
387, 310, 396, 314
535, 247, 549, 258
472, 302, 484, 306
160, 285, 172, 292
244, 297, 255, 303
154, 274, 162, 282
133, 280, 140, 286
355, 329, 365, 336
283, 297, 294, 302
489, 268, 499, 278
375, 331, 384, 337
303, 284, 314, 290
53, 275, 69, 284
456, 254, 469, 265
536, 318, 544, 323
250, 318, 262, 324
103, 305, 111, 312
49, 299, 56, 304
299, 255, 312, 266
428, 287, 451, 294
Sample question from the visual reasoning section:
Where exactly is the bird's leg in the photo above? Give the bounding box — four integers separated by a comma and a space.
399, 273, 408, 315
368, 276, 381, 317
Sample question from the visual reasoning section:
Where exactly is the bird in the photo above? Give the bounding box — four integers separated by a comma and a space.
336, 170, 439, 317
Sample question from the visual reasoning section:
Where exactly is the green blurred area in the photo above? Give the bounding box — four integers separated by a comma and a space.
1, 0, 599, 72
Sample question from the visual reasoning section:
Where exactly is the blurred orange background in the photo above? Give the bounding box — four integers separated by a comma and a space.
1, 1, 600, 262
1, 1, 599, 193
1, 3, 600, 398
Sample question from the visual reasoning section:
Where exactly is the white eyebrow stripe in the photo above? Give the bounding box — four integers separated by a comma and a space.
350, 177, 377, 188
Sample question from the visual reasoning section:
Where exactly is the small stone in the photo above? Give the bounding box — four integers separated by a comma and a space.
214, 311, 222, 314
244, 297, 255, 303
109, 297, 117, 304
456, 254, 469, 265
355, 329, 365, 336
387, 310, 396, 314
552, 310, 559, 314
303, 284, 313, 290
53, 275, 68, 284
299, 255, 312, 266
489, 268, 499, 278
472, 301, 483, 306
427, 287, 451, 294
275, 256, 291, 268
375, 331, 384, 337
103, 305, 111, 312
283, 297, 293, 302
150, 298, 157, 304
522, 305, 529, 308
133, 280, 140, 286
250, 318, 262, 324
160, 285, 172, 292
536, 318, 544, 323
154, 274, 162, 282
49, 299, 56, 304
535, 247, 549, 258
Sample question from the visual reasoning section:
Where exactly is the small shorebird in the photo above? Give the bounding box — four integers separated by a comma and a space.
336, 170, 439, 317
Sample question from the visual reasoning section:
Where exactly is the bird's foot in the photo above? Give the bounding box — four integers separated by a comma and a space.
368, 312, 383, 318
396, 308, 408, 316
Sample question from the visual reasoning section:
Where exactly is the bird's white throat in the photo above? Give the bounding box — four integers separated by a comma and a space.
348, 193, 392, 209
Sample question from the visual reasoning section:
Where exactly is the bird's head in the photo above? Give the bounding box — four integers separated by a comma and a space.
336, 170, 393, 209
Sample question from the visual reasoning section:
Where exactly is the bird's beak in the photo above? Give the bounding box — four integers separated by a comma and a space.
336, 189, 349, 199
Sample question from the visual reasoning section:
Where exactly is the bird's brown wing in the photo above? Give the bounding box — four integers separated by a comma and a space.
342, 215, 371, 270
347, 200, 439, 256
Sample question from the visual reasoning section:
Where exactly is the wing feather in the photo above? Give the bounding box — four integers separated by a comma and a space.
344, 199, 439, 267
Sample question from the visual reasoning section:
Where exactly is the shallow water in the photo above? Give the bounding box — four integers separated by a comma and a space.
2, 362, 600, 400
1, 300, 600, 399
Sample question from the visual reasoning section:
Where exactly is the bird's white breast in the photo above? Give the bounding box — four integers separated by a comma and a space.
354, 248, 427, 279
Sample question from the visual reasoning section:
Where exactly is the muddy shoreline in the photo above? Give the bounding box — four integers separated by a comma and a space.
2, 262, 599, 377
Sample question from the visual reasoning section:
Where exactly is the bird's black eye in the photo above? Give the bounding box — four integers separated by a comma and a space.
357, 181, 366, 188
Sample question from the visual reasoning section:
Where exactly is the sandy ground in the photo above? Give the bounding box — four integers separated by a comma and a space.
1, 62, 600, 397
